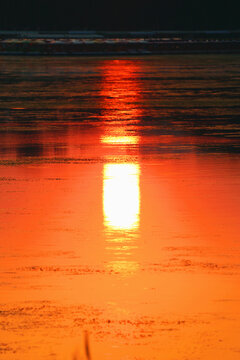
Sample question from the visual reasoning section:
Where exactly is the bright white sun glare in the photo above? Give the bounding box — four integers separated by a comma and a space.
101, 135, 139, 145
103, 163, 140, 230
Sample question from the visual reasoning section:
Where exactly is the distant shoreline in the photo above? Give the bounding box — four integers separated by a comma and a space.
0, 31, 239, 55
0, 43, 239, 56
1, 30, 240, 38
1, 51, 240, 56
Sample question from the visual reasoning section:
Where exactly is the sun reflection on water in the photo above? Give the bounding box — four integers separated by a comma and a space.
106, 260, 140, 275
100, 60, 142, 276
101, 135, 139, 145
103, 163, 140, 231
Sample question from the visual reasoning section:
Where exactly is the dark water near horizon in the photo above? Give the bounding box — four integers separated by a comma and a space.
0, 55, 240, 360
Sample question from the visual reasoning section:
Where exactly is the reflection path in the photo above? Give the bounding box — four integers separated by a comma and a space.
100, 60, 142, 276
103, 162, 140, 276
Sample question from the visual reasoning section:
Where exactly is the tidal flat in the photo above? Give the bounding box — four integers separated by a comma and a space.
0, 55, 240, 359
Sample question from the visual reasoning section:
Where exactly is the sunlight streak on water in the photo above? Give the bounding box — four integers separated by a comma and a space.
103, 163, 140, 230
106, 260, 140, 275
101, 135, 139, 145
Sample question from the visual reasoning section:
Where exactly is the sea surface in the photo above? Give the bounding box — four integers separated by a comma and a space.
0, 55, 240, 360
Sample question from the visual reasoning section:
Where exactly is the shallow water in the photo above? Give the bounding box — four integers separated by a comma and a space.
0, 55, 240, 360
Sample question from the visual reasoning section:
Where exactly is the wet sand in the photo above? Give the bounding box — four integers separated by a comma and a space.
0, 55, 240, 359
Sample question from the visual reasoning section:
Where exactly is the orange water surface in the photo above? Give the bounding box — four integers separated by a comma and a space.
0, 55, 240, 360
